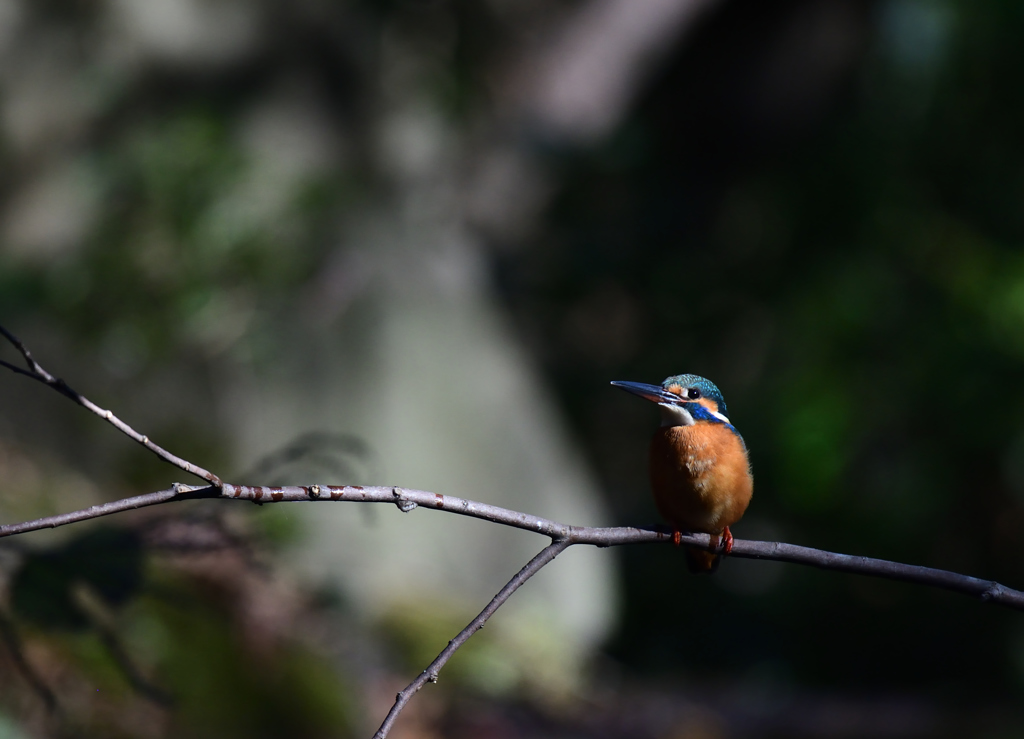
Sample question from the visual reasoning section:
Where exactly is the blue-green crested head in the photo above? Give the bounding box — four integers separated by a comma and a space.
661, 373, 729, 418
610, 373, 741, 439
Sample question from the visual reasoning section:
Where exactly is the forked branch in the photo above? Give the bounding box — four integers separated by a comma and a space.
3, 483, 1023, 612
2, 324, 1024, 738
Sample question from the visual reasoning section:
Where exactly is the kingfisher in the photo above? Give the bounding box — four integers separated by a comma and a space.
612, 374, 753, 573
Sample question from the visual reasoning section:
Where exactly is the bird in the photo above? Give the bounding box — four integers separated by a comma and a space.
611, 374, 752, 573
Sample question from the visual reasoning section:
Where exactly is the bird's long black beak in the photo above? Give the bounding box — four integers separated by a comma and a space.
610, 381, 683, 405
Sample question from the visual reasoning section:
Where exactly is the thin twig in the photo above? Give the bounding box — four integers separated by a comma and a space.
372, 538, 571, 739
95, 623, 174, 707
0, 325, 221, 485
0, 611, 60, 714
0, 485, 217, 538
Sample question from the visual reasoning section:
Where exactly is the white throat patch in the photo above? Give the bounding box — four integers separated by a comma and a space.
659, 403, 694, 427
658, 403, 732, 427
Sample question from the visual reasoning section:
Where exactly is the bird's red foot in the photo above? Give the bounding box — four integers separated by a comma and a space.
672, 530, 682, 547
722, 526, 734, 554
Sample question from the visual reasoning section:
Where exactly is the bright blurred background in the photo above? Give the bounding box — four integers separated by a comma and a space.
2, 0, 1024, 737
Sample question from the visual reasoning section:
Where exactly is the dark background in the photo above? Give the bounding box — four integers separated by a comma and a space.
2, 0, 1024, 737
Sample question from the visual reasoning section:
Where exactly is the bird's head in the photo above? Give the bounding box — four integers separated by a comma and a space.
611, 373, 732, 428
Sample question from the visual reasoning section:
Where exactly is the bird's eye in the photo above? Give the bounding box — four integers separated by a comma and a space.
686, 388, 701, 400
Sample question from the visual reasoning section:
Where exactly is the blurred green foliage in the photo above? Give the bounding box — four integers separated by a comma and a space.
0, 106, 350, 364
4, 0, 1024, 735
514, 0, 1024, 710
144, 587, 353, 739
5, 527, 354, 737
11, 528, 142, 631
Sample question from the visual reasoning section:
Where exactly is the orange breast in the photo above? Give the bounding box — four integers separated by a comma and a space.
649, 422, 753, 535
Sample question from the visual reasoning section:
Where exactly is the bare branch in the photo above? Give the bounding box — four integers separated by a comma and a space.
5, 482, 1021, 734
4, 325, 1024, 736
3, 483, 1023, 612
372, 538, 571, 739
0, 325, 221, 485
0, 610, 59, 714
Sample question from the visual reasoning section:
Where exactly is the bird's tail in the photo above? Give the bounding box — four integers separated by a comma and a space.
685, 546, 721, 574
